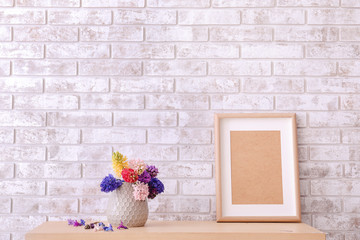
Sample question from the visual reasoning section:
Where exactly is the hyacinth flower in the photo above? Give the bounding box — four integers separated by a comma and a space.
104, 224, 113, 232
128, 159, 147, 175
100, 174, 123, 192
112, 152, 129, 178
67, 219, 75, 225
117, 221, 128, 230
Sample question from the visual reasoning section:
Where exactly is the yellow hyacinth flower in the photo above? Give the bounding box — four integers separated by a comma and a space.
112, 151, 128, 178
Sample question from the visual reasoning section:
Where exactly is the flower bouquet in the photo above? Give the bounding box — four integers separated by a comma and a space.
100, 152, 164, 227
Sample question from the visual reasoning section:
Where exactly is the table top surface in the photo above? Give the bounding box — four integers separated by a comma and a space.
26, 221, 326, 240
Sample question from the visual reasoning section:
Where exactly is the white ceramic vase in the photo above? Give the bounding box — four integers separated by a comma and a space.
106, 182, 148, 227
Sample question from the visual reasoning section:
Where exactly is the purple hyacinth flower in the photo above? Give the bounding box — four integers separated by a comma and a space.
146, 165, 159, 178
80, 219, 85, 226
67, 219, 75, 225
138, 170, 151, 183
73, 221, 81, 227
104, 224, 113, 232
117, 221, 128, 230
100, 174, 123, 193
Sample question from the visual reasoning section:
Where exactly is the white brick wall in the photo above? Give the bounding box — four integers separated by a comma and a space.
1, 1, 360, 240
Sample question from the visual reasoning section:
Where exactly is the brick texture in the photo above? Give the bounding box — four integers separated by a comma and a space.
1, 1, 359, 239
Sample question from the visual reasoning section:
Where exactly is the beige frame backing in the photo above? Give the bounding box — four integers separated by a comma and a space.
215, 113, 301, 222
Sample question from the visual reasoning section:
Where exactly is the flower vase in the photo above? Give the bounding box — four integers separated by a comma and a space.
106, 182, 148, 227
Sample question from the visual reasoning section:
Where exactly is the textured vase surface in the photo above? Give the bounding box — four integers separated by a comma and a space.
106, 182, 148, 227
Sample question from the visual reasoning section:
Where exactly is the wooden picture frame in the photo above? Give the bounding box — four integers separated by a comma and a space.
215, 113, 301, 222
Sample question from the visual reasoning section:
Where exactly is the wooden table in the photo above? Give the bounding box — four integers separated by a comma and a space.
26, 221, 326, 240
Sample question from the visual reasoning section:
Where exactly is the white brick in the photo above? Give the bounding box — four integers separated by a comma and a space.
16, 163, 81, 178
243, 9, 305, 24
0, 146, 45, 161
345, 163, 360, 178
162, 179, 178, 195
276, 95, 338, 110
112, 145, 177, 161
210, 26, 272, 41
209, 60, 271, 76
307, 44, 360, 58
14, 26, 78, 42
0, 9, 45, 24
47, 44, 110, 58
14, 95, 78, 110
308, 78, 360, 93
111, 78, 174, 93
0, 0, 12, 6
81, 94, 144, 110
0, 78, 42, 93
80, 26, 143, 41
299, 162, 342, 178
0, 61, 10, 76
0, 181, 45, 195
80, 197, 107, 214
311, 180, 360, 196
0, 43, 43, 58
342, 129, 360, 144
179, 112, 214, 127
314, 215, 360, 231
339, 61, 360, 76
0, 111, 45, 127
176, 77, 239, 93
14, 60, 77, 76
146, 27, 208, 42
243, 78, 304, 93
0, 94, 12, 109
0, 163, 14, 178
48, 10, 111, 25
298, 128, 340, 144
79, 61, 141, 76
48, 112, 111, 127
145, 61, 206, 76
344, 198, 360, 212
298, 146, 308, 161
48, 146, 111, 161
300, 180, 310, 196
346, 233, 360, 240
114, 112, 177, 127
211, 95, 273, 110
213, 0, 274, 7
0, 216, 46, 232
301, 197, 341, 213
182, 179, 215, 195
48, 180, 101, 196
114, 9, 176, 24
242, 43, 303, 58
0, 129, 13, 144
149, 197, 210, 213
16, 0, 79, 7
0, 198, 10, 213
146, 95, 208, 110
147, 0, 210, 7
82, 163, 112, 178
310, 146, 351, 161
180, 145, 214, 161
278, 0, 339, 6
275, 26, 338, 42
82, 128, 146, 144
82, 0, 144, 7
342, 0, 360, 6
156, 163, 212, 178
309, 112, 360, 127
112, 44, 174, 59
342, 96, 360, 110
45, 77, 108, 93
274, 61, 336, 76
16, 128, 80, 144
341, 27, 360, 41
177, 44, 239, 58
179, 10, 240, 25
309, 9, 360, 24
148, 128, 212, 144
13, 197, 78, 214
0, 27, 11, 41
